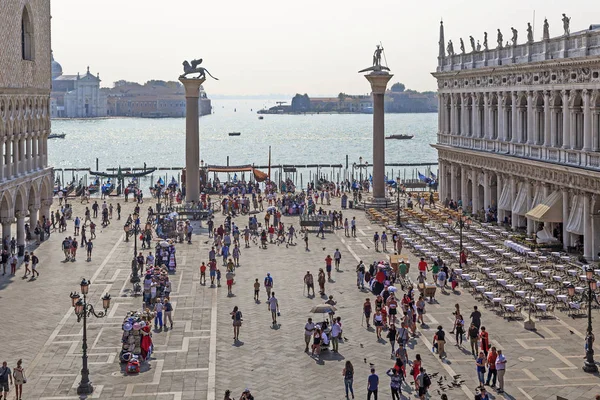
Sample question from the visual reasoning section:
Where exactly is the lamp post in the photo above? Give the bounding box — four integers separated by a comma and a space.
130, 213, 141, 293
359, 157, 363, 184
69, 279, 111, 395
396, 177, 401, 226
449, 209, 470, 269
569, 268, 599, 373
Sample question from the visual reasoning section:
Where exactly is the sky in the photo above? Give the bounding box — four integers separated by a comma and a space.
51, 0, 596, 96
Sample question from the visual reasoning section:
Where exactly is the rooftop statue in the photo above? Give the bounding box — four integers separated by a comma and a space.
447, 40, 455, 56
511, 27, 518, 46
527, 23, 533, 43
469, 36, 476, 52
476, 40, 481, 52
483, 32, 488, 51
562, 13, 571, 35
358, 44, 390, 73
543, 18, 550, 40
497, 29, 503, 49
180, 59, 219, 80
460, 38, 466, 54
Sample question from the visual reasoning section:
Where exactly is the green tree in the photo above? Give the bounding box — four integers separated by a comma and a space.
391, 82, 406, 92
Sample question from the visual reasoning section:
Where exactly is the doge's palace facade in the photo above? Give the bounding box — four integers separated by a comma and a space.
433, 19, 600, 261
0, 0, 54, 250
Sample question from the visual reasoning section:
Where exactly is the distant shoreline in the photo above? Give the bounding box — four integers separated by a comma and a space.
256, 111, 438, 115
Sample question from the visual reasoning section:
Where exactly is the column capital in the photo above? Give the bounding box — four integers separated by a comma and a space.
364, 72, 393, 94
41, 199, 53, 208
0, 217, 15, 225
178, 77, 206, 98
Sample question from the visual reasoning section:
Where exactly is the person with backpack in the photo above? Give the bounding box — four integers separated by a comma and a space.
417, 367, 431, 400
164, 299, 174, 329
334, 248, 342, 271
386, 368, 402, 400
264, 273, 273, 297
231, 306, 242, 341
31, 252, 39, 278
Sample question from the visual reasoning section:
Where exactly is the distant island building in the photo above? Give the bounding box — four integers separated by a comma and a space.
50, 53, 107, 118
433, 18, 600, 261
104, 80, 211, 118
259, 88, 437, 114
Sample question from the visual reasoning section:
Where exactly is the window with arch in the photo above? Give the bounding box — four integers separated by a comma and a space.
22, 6, 34, 60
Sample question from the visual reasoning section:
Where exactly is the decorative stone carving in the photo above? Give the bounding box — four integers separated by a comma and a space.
543, 18, 550, 40
497, 29, 503, 49
527, 23, 534, 43
460, 38, 466, 54
511, 27, 518, 46
562, 13, 571, 36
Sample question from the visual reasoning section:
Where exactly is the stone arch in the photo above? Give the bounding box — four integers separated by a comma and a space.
571, 92, 584, 149
27, 180, 39, 209
0, 190, 14, 219
456, 94, 463, 135
40, 174, 53, 202
21, 4, 35, 61
535, 93, 545, 145
14, 184, 27, 214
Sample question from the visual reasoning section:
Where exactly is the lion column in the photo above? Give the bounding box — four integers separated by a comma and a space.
179, 77, 206, 203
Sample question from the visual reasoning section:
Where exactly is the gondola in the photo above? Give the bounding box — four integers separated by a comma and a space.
88, 167, 157, 179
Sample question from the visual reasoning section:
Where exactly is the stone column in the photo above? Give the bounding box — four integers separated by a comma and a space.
438, 95, 443, 133
365, 72, 393, 201
497, 93, 504, 141
526, 181, 535, 235
583, 193, 593, 260
511, 92, 518, 143
29, 205, 39, 228
18, 136, 24, 175
483, 92, 489, 139
450, 94, 455, 135
497, 176, 505, 222
179, 77, 206, 203
483, 170, 491, 209
472, 170, 480, 214
550, 106, 557, 147
461, 166, 468, 205
511, 177, 518, 230
16, 212, 25, 251
1, 217, 12, 245
40, 199, 52, 224
583, 89, 592, 151
471, 93, 477, 137
527, 91, 534, 144
562, 190, 570, 250
562, 90, 571, 149
5, 140, 12, 179
543, 91, 551, 146
450, 164, 458, 201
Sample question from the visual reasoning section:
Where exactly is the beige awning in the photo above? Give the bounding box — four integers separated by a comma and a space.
526, 191, 563, 222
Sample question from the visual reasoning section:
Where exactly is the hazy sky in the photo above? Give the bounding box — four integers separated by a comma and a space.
51, 1, 595, 96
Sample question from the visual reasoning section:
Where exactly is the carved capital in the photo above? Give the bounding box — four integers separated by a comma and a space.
0, 217, 15, 225
41, 199, 53, 208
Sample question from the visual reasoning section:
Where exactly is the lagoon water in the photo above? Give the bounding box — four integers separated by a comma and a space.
49, 99, 438, 180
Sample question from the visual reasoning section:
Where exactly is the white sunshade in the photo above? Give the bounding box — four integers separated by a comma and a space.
566, 194, 584, 235
497, 184, 512, 211
512, 183, 528, 215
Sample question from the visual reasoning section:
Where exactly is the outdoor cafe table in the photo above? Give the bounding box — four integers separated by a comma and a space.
504, 266, 514, 273
489, 273, 498, 279
481, 267, 491, 275
476, 285, 487, 293
461, 273, 471, 280
497, 278, 507, 286
512, 257, 523, 263
557, 295, 568, 303
550, 252, 561, 258
555, 265, 566, 271
514, 271, 524, 278
541, 270, 551, 277
530, 265, 540, 272
545, 288, 556, 295
484, 291, 495, 299
567, 270, 578, 276
535, 303, 547, 311
538, 256, 548, 263
553, 276, 563, 282
524, 277, 535, 284
534, 282, 545, 290
516, 290, 527, 297
469, 279, 479, 286
503, 304, 516, 312
506, 284, 516, 292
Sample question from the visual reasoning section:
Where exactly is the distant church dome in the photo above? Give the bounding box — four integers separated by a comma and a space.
51, 51, 63, 79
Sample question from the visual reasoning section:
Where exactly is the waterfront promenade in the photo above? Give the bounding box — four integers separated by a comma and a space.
0, 197, 599, 399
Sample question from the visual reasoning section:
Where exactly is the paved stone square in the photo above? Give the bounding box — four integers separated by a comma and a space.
1, 196, 600, 400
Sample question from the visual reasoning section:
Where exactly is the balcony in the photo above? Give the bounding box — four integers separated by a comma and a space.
436, 132, 600, 172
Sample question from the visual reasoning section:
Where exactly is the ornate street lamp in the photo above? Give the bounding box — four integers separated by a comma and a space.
567, 270, 599, 373
130, 213, 141, 294
396, 177, 402, 226
69, 280, 111, 395
359, 157, 363, 184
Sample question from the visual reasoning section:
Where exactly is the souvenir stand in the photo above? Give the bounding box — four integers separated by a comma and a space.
120, 310, 154, 374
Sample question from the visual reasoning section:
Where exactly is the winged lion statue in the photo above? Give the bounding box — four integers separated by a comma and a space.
180, 59, 219, 80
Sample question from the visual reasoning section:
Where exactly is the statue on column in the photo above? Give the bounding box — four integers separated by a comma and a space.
358, 44, 390, 73
469, 36, 476, 52
562, 13, 571, 36
180, 59, 219, 80
460, 38, 465, 54
497, 29, 503, 49
543, 18, 550, 40
527, 23, 534, 43
511, 27, 518, 46
447, 40, 455, 56
483, 32, 488, 50
476, 40, 481, 51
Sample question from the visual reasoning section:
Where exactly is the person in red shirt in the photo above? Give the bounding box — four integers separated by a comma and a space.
325, 255, 333, 279
485, 346, 498, 387
268, 225, 275, 243
200, 262, 207, 285
418, 258, 427, 278
375, 268, 385, 284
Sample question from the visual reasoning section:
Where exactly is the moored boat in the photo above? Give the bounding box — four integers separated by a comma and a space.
385, 134, 414, 140
228, 132, 241, 136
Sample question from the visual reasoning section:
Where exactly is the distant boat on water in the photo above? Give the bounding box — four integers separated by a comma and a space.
258, 116, 264, 120
228, 132, 241, 136
385, 134, 414, 140
48, 133, 66, 139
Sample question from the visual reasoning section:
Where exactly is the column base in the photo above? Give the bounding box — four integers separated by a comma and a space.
524, 320, 536, 331
583, 361, 598, 373
76, 381, 94, 395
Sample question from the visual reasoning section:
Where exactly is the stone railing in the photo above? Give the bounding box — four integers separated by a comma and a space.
436, 133, 600, 170
438, 27, 600, 72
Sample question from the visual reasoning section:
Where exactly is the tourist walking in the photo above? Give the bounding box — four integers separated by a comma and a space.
164, 299, 174, 329
351, 217, 356, 237
342, 360, 355, 399
22, 252, 31, 279
334, 248, 342, 271
381, 231, 388, 252
485, 346, 498, 387
231, 306, 242, 341
86, 240, 93, 261
264, 273, 273, 297
356, 261, 365, 289
267, 291, 279, 325
331, 317, 341, 352
373, 232, 380, 252
476, 351, 487, 389
387, 323, 398, 356
154, 299, 164, 329
318, 268, 326, 295
495, 349, 507, 393
367, 368, 379, 400
13, 359, 25, 400
304, 271, 315, 296
416, 367, 431, 400
0, 361, 13, 400
304, 318, 315, 352
311, 326, 322, 357
30, 252, 39, 278
454, 313, 465, 346
386, 368, 402, 400
480, 326, 490, 356
363, 298, 372, 328
226, 270, 234, 296
436, 325, 446, 359
469, 323, 479, 355
471, 306, 482, 330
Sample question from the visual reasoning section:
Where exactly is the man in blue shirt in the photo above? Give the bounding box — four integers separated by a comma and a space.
367, 368, 379, 399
